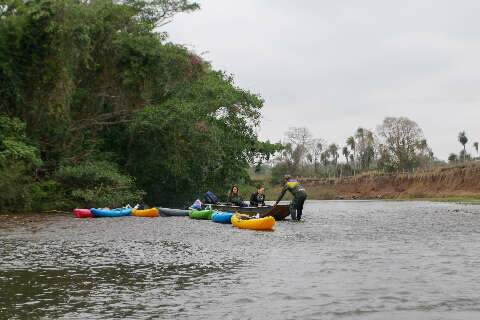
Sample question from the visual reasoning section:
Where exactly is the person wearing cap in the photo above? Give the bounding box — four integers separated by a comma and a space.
274, 175, 307, 221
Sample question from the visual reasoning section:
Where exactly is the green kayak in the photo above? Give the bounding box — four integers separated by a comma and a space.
189, 209, 214, 220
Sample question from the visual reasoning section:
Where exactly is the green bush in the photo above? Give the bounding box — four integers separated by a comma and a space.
56, 161, 145, 208
0, 115, 43, 212
0, 163, 34, 212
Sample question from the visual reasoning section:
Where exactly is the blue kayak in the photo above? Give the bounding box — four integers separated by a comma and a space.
91, 208, 132, 218
211, 211, 233, 224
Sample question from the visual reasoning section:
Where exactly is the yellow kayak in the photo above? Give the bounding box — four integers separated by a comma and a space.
131, 208, 159, 217
231, 213, 275, 231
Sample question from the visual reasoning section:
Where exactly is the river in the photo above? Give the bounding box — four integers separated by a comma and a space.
1, 201, 480, 319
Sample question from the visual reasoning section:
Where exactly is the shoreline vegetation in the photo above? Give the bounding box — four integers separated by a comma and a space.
250, 117, 480, 207
4, 162, 480, 215
254, 162, 480, 204
0, 0, 281, 213
2, 1, 479, 214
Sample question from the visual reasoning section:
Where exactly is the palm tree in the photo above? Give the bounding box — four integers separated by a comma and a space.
458, 131, 468, 158
328, 144, 339, 166
320, 150, 329, 167
474, 142, 479, 157
459, 150, 469, 162
346, 136, 356, 174
342, 146, 350, 164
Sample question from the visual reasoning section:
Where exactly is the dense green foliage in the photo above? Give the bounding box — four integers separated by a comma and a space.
126, 70, 266, 205
56, 161, 145, 208
0, 115, 42, 211
0, 0, 276, 211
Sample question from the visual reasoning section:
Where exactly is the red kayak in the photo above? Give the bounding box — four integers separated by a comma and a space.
73, 208, 93, 218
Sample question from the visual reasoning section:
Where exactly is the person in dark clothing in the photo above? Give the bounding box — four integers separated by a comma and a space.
228, 185, 245, 206
250, 185, 266, 207
274, 175, 307, 221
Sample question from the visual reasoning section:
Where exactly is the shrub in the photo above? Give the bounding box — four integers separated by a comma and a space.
56, 161, 145, 208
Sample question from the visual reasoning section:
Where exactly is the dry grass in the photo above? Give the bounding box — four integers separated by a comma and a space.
254, 162, 480, 201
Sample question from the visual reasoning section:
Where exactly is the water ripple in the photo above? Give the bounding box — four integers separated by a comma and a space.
1, 201, 480, 319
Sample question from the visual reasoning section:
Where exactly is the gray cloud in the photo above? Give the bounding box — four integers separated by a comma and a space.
165, 0, 480, 159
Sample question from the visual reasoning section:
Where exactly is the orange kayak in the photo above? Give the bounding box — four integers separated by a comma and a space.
131, 208, 159, 217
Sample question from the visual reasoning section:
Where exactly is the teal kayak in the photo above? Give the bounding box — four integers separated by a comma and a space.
211, 211, 233, 224
91, 208, 131, 218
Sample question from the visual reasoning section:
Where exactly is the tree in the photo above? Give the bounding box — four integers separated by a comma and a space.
126, 70, 268, 206
328, 144, 339, 166
474, 142, 479, 157
460, 150, 471, 161
0, 0, 281, 210
376, 117, 427, 171
349, 127, 375, 171
448, 153, 458, 163
320, 150, 330, 166
285, 127, 312, 147
346, 136, 356, 174
285, 127, 313, 165
309, 139, 323, 173
0, 115, 42, 212
342, 146, 350, 163
458, 131, 468, 160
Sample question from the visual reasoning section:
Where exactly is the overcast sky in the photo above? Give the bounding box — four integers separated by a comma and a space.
165, 0, 480, 160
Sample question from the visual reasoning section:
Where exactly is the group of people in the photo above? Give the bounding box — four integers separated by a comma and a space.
226, 175, 307, 221
227, 185, 266, 207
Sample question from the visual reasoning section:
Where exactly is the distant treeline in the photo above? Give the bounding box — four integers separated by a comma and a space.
264, 117, 479, 182
0, 0, 279, 212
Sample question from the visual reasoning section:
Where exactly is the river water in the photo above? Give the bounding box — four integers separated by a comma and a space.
1, 201, 480, 320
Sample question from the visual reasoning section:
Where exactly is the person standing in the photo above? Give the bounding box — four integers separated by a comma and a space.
274, 175, 307, 221
250, 185, 266, 207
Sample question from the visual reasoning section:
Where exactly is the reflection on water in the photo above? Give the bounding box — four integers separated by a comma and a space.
2, 201, 480, 319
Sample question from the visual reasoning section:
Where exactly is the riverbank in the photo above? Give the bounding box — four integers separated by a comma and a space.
262, 162, 480, 203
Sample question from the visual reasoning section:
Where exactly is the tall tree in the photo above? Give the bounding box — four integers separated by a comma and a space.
458, 131, 468, 161
458, 131, 468, 153
342, 146, 350, 164
473, 142, 478, 157
346, 136, 356, 174
284, 127, 313, 170
352, 127, 375, 170
377, 117, 427, 171
308, 139, 323, 173
328, 144, 339, 166
320, 150, 330, 167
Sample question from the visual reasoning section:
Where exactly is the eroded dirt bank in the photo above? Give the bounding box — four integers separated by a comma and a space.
297, 163, 480, 200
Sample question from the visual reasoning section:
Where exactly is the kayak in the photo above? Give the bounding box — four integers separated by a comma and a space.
231, 213, 275, 231
157, 207, 190, 217
211, 204, 290, 220
211, 211, 233, 224
91, 208, 131, 218
189, 209, 213, 220
132, 208, 159, 217
73, 208, 92, 218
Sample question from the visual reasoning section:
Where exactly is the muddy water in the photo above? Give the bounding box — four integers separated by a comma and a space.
1, 201, 480, 319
